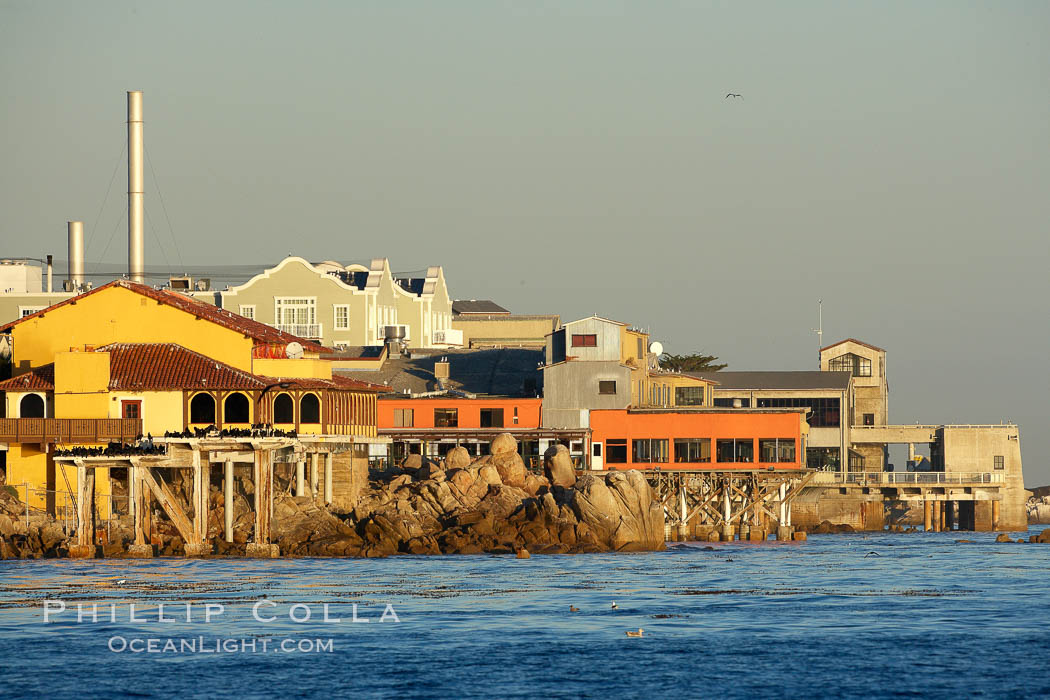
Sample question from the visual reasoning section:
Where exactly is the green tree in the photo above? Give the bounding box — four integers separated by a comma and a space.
658, 352, 727, 373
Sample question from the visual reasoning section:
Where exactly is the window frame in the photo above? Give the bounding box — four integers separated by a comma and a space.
480, 408, 504, 428
18, 306, 46, 318
674, 438, 711, 463
571, 334, 598, 347
394, 408, 414, 428
434, 408, 459, 428
606, 439, 628, 464
993, 455, 1004, 470
333, 304, 350, 330
598, 380, 617, 395
716, 438, 754, 463
759, 438, 796, 463
239, 304, 256, 320
632, 438, 669, 464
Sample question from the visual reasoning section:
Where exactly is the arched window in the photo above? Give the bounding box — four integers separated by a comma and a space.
190, 393, 216, 424
19, 393, 45, 418
224, 393, 250, 424
273, 393, 294, 424
300, 393, 320, 423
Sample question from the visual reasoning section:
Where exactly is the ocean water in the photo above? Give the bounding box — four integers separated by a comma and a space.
1, 527, 1048, 699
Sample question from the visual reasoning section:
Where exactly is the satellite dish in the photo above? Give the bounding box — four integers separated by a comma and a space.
286, 341, 304, 360
649, 341, 664, 356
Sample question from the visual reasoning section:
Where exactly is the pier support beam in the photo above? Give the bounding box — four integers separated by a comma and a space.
324, 453, 333, 505
247, 449, 279, 558
296, 460, 306, 498
310, 453, 320, 502
224, 460, 234, 544
185, 450, 211, 556
128, 464, 153, 557
70, 463, 96, 558
924, 500, 932, 532
992, 500, 1001, 531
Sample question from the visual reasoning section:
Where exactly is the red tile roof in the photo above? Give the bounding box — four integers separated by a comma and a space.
102, 343, 268, 391
0, 343, 390, 394
0, 280, 325, 352
0, 365, 55, 391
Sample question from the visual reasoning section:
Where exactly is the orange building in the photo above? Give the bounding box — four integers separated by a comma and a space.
589, 408, 808, 471
376, 396, 586, 464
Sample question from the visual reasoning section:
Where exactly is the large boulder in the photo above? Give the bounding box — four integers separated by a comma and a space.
445, 447, 472, 470
569, 474, 622, 543
490, 451, 528, 488
543, 444, 577, 488
604, 470, 664, 551
490, 433, 518, 456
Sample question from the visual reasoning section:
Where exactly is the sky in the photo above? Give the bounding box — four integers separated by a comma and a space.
1, 1, 1048, 484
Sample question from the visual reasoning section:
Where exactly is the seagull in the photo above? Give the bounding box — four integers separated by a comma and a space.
611, 602, 618, 610
569, 605, 580, 612
116, 578, 127, 585
626, 628, 644, 638
726, 93, 743, 99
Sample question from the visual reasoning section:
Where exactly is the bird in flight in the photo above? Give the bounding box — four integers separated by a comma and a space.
726, 93, 743, 99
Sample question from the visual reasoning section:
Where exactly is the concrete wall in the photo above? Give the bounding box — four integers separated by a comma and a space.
938, 425, 1026, 530
792, 490, 886, 531
453, 315, 559, 348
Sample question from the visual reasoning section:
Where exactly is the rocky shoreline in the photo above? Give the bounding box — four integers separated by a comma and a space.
0, 434, 665, 559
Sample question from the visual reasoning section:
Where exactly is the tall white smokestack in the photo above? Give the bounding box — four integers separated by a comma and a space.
67, 221, 85, 290
127, 90, 145, 283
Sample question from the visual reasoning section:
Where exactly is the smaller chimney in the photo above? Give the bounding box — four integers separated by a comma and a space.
67, 221, 85, 290
46, 254, 53, 292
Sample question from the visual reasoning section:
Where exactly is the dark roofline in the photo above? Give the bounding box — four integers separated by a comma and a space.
820, 338, 885, 353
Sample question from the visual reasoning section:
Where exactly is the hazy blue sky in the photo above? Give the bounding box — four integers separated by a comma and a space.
2, 1, 1048, 483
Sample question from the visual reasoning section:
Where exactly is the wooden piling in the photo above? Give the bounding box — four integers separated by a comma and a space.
224, 460, 234, 543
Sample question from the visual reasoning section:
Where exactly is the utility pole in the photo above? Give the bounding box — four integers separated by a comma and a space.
812, 299, 823, 369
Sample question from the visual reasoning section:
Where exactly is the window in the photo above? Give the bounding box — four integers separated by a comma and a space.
334, 305, 350, 330
513, 406, 519, 425
994, 455, 1004, 470
716, 438, 753, 463
121, 400, 141, 420
300, 393, 320, 423
863, 413, 875, 426
434, 408, 458, 428
571, 334, 597, 347
480, 408, 504, 428
239, 305, 256, 320
606, 439, 628, 464
593, 443, 602, 458
807, 447, 841, 471
676, 386, 705, 406
759, 439, 796, 463
598, 380, 617, 395
19, 394, 45, 418
190, 393, 216, 424
674, 438, 711, 463
394, 409, 414, 428
224, 393, 250, 423
632, 438, 668, 464
756, 397, 840, 427
19, 306, 45, 318
275, 298, 316, 326
637, 337, 644, 357
829, 353, 872, 377
714, 397, 750, 408
273, 393, 294, 423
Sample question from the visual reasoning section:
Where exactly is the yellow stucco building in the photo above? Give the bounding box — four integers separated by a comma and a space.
0, 280, 387, 516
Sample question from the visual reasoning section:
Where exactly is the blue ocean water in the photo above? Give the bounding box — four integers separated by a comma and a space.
1, 528, 1049, 699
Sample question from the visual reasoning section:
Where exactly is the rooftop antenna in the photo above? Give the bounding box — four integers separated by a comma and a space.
812, 299, 823, 369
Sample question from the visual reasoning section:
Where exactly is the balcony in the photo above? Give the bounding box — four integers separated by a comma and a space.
810, 471, 1003, 486
274, 323, 323, 339
0, 418, 143, 444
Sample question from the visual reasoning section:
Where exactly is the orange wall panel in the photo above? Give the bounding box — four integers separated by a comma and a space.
378, 398, 542, 430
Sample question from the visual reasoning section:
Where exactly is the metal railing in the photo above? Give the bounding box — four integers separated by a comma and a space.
0, 418, 142, 444
810, 471, 1004, 486
274, 323, 323, 339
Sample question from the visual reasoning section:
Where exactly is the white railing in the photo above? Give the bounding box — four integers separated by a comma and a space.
811, 471, 1004, 486
274, 323, 323, 339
